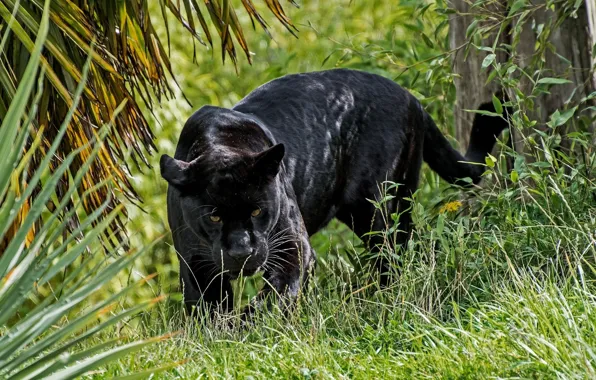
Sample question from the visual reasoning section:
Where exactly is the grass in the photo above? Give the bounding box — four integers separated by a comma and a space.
85, 166, 596, 378
87, 268, 596, 378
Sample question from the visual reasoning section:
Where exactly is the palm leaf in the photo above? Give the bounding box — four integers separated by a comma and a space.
0, 3, 170, 376
0, 0, 298, 248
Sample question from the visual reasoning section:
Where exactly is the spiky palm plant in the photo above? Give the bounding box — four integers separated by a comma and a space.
0, 0, 297, 246
1, 1, 297, 376
0, 2, 185, 378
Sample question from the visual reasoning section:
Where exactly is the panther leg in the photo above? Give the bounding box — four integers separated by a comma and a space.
336, 200, 404, 285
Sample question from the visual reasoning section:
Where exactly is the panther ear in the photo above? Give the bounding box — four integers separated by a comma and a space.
160, 154, 197, 187
252, 143, 285, 180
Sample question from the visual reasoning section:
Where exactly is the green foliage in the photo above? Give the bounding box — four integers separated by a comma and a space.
88, 260, 596, 378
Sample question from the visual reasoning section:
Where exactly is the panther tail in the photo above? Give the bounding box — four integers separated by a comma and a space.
422, 102, 508, 185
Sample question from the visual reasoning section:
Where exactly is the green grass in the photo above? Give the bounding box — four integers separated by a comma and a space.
89, 168, 596, 377
87, 268, 596, 378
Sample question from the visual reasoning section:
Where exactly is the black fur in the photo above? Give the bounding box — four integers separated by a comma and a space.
160, 69, 507, 314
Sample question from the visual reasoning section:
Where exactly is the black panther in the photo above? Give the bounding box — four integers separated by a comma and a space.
160, 68, 507, 314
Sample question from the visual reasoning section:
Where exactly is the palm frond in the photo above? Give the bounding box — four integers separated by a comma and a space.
0, 0, 297, 246
0, 3, 168, 377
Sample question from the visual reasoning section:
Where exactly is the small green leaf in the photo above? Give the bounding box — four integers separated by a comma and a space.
580, 91, 596, 102
481, 54, 496, 69
485, 154, 496, 168
548, 106, 577, 128
492, 94, 503, 115
486, 69, 498, 85
435, 20, 449, 40
422, 33, 434, 48
410, 70, 420, 87
510, 170, 519, 182
464, 109, 502, 117
436, 214, 445, 235
466, 20, 479, 39
537, 77, 572, 85
509, 0, 526, 16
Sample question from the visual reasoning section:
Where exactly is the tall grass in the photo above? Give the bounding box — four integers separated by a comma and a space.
93, 260, 596, 377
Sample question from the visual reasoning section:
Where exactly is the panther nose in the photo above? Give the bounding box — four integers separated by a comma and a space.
227, 247, 254, 261
226, 230, 254, 261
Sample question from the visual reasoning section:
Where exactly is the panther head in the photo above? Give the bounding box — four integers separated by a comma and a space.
160, 143, 285, 278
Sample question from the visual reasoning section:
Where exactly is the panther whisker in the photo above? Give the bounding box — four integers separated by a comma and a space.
189, 204, 216, 213
262, 260, 285, 274
268, 237, 297, 245
267, 226, 292, 240
267, 254, 296, 268
268, 240, 298, 250
267, 233, 297, 244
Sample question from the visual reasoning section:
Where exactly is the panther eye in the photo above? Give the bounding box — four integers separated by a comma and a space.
251, 208, 262, 217
209, 215, 221, 223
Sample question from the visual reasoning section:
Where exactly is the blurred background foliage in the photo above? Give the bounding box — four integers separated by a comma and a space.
127, 0, 455, 300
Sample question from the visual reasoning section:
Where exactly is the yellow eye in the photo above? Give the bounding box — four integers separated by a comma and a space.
209, 215, 221, 223
251, 209, 262, 217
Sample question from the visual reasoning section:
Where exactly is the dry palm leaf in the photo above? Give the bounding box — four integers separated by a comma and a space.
0, 0, 298, 249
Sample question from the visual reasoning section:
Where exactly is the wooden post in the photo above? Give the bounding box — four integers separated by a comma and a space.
449, 0, 595, 151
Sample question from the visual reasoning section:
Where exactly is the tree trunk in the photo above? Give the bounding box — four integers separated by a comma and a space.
449, 0, 595, 152
448, 1, 508, 149
587, 0, 596, 90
